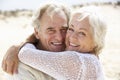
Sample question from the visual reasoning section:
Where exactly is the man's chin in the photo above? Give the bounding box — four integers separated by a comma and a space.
51, 47, 65, 52
52, 49, 63, 52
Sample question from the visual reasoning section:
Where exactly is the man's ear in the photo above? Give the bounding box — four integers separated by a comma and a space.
34, 28, 40, 39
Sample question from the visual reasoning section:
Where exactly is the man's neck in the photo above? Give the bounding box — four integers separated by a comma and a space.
35, 42, 46, 51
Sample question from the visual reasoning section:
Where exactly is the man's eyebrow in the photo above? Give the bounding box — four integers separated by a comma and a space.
47, 27, 54, 30
62, 26, 68, 28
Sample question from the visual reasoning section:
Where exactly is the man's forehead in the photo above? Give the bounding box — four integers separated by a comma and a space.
40, 10, 68, 28
41, 10, 67, 21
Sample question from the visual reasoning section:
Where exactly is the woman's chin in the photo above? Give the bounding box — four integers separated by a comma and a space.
66, 47, 78, 51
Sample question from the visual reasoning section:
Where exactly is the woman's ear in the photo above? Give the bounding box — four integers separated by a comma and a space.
34, 28, 40, 39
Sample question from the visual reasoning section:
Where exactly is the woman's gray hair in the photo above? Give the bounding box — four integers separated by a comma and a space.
31, 3, 70, 29
70, 6, 107, 55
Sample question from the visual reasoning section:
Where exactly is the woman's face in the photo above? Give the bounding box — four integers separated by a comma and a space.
65, 13, 95, 53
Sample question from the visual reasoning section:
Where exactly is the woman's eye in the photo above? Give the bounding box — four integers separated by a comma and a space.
79, 32, 86, 36
68, 28, 74, 32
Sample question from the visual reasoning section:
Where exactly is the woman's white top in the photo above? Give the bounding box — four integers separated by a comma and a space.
19, 43, 104, 80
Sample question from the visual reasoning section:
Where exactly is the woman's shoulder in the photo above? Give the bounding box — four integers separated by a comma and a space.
74, 52, 100, 64
77, 52, 97, 58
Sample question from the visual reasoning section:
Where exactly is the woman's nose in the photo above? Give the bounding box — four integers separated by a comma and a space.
69, 33, 78, 42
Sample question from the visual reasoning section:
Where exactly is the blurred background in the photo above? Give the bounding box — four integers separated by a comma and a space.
0, 0, 120, 80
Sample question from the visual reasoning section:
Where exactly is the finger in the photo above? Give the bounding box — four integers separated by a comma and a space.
13, 61, 18, 74
2, 60, 7, 72
6, 62, 14, 75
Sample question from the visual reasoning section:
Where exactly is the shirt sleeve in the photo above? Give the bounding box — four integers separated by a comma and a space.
18, 43, 104, 80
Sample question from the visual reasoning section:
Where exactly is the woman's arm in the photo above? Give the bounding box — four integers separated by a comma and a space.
19, 43, 104, 80
19, 43, 82, 79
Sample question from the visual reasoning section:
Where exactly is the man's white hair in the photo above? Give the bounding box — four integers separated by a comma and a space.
31, 3, 70, 29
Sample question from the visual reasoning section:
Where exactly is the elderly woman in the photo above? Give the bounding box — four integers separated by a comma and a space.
18, 7, 106, 80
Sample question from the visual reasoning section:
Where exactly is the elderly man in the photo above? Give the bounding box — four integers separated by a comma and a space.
2, 3, 70, 80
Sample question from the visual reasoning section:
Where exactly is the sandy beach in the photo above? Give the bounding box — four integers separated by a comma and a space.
0, 4, 120, 80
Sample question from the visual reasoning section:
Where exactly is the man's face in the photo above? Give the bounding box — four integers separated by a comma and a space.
35, 11, 68, 52
66, 14, 95, 53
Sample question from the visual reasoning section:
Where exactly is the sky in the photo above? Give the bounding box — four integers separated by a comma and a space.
0, 0, 119, 11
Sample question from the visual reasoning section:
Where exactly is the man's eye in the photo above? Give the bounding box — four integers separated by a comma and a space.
48, 30, 55, 34
61, 29, 67, 33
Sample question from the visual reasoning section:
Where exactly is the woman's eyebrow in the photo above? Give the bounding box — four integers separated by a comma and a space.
70, 24, 74, 27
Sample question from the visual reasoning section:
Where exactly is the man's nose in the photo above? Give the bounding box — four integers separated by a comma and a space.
55, 32, 64, 41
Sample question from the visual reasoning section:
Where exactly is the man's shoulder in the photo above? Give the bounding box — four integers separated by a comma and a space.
23, 43, 36, 49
